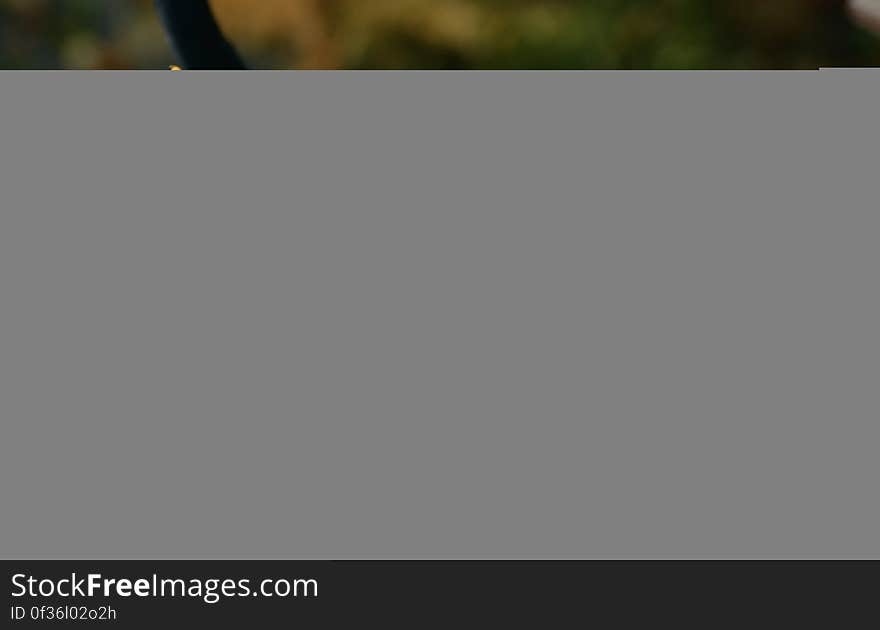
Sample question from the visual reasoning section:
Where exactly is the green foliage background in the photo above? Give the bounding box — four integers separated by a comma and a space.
0, 0, 878, 70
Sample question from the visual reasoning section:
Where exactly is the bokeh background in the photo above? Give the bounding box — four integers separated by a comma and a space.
1, 0, 878, 70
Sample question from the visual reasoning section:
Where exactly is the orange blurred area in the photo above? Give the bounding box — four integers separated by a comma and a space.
0, 0, 878, 69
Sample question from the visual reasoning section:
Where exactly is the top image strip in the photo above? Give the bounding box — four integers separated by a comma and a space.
3, 1, 880, 70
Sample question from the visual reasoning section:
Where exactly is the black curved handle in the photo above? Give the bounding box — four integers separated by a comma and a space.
155, 0, 246, 69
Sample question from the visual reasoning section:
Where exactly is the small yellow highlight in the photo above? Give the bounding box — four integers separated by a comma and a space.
169, 65, 182, 71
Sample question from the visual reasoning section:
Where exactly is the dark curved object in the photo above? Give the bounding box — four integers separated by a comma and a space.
155, 0, 246, 69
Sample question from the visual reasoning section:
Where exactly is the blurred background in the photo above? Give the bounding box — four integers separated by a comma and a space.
0, 0, 878, 70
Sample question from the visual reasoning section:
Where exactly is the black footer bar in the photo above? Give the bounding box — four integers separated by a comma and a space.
3, 560, 874, 626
